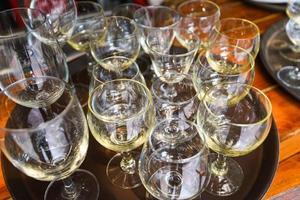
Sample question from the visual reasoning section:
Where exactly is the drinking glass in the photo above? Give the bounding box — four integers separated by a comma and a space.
89, 57, 145, 93
151, 74, 200, 121
212, 18, 260, 58
0, 76, 99, 200
29, 0, 77, 44
192, 43, 255, 100
112, 3, 143, 19
0, 8, 69, 90
177, 0, 220, 50
277, 0, 300, 88
133, 5, 181, 54
197, 82, 272, 196
146, 28, 200, 83
90, 16, 140, 72
87, 79, 155, 189
139, 118, 209, 200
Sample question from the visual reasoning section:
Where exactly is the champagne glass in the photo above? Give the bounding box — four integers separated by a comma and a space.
87, 79, 155, 189
212, 18, 260, 58
0, 8, 69, 90
197, 82, 272, 196
90, 16, 140, 72
277, 0, 300, 88
192, 43, 255, 100
112, 3, 143, 19
29, 0, 77, 44
177, 0, 220, 50
139, 118, 209, 200
0, 76, 99, 200
151, 74, 200, 121
89, 57, 145, 93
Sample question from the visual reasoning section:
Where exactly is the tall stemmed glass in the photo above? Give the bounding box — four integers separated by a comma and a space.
177, 0, 220, 51
0, 8, 69, 90
0, 76, 99, 200
197, 82, 272, 196
277, 0, 300, 88
139, 118, 209, 200
87, 79, 155, 189
90, 16, 140, 72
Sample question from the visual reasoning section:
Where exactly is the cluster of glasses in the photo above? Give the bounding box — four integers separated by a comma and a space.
0, 0, 273, 199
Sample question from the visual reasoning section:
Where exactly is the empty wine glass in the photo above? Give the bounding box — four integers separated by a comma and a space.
212, 18, 260, 58
151, 74, 200, 121
112, 3, 143, 19
192, 43, 255, 100
29, 0, 77, 44
177, 0, 220, 50
0, 8, 69, 90
197, 82, 272, 196
0, 76, 99, 200
87, 79, 155, 189
139, 118, 209, 200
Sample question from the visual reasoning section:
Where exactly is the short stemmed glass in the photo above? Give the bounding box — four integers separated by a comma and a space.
177, 0, 220, 50
90, 16, 140, 72
197, 82, 272, 196
0, 76, 99, 200
277, 0, 300, 88
87, 79, 155, 189
112, 3, 143, 19
139, 118, 209, 200
192, 43, 255, 100
151, 74, 200, 121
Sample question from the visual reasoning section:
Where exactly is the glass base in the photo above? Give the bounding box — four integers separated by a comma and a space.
277, 66, 300, 89
44, 169, 99, 200
106, 152, 141, 189
205, 153, 243, 196
279, 46, 300, 62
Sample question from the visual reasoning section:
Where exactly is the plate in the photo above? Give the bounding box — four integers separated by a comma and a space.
260, 18, 300, 101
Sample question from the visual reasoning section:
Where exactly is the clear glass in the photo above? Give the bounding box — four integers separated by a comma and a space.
197, 82, 272, 196
29, 0, 77, 44
87, 79, 155, 189
139, 118, 209, 200
90, 16, 140, 72
277, 0, 300, 88
146, 28, 200, 83
0, 76, 99, 200
192, 43, 255, 100
89, 58, 145, 93
212, 18, 260, 58
151, 74, 200, 121
133, 5, 181, 54
0, 8, 69, 90
177, 0, 220, 50
112, 3, 143, 19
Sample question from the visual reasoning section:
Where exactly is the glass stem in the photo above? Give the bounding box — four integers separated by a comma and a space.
86, 51, 96, 76
211, 153, 228, 176
62, 177, 78, 199
120, 152, 136, 174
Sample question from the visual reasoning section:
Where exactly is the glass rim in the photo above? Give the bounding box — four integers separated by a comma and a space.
151, 74, 200, 105
147, 117, 207, 164
214, 17, 260, 40
0, 76, 75, 133
76, 1, 105, 17
112, 2, 143, 11
88, 78, 152, 123
203, 82, 273, 126
177, 0, 221, 19
134, 5, 181, 30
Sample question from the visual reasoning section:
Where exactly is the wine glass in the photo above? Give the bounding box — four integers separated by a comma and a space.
29, 0, 77, 44
192, 43, 255, 100
87, 79, 155, 189
89, 57, 145, 93
197, 82, 272, 196
0, 8, 69, 90
139, 118, 209, 200
151, 74, 200, 121
177, 0, 220, 50
112, 3, 143, 19
0, 76, 99, 200
212, 18, 260, 58
277, 0, 300, 88
90, 16, 140, 72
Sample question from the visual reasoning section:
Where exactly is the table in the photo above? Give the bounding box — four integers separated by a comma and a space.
0, 0, 300, 199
